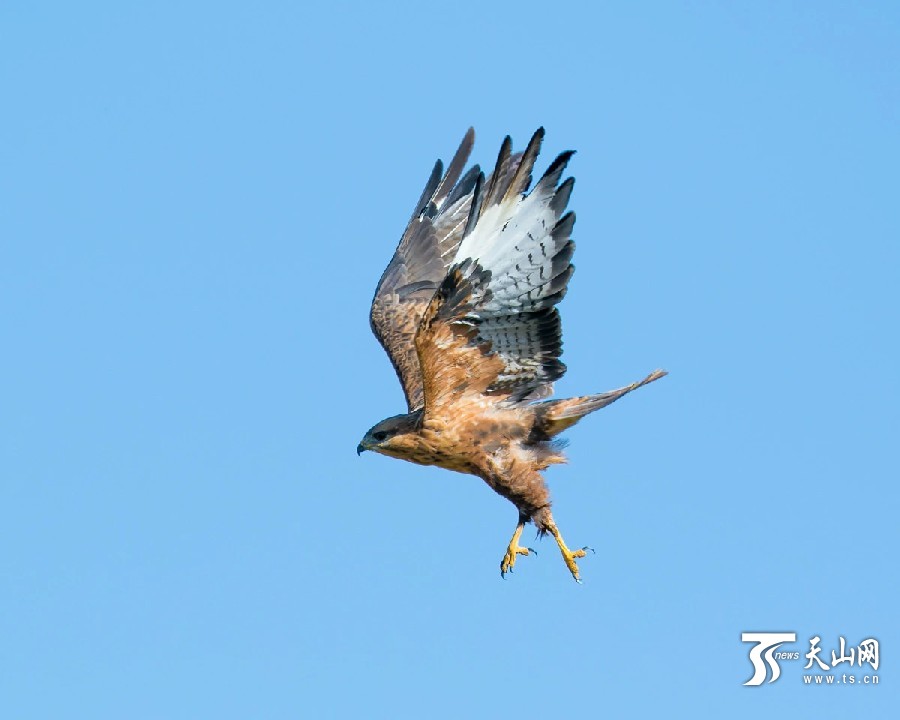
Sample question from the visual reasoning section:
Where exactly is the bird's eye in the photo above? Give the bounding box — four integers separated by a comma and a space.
372, 431, 388, 442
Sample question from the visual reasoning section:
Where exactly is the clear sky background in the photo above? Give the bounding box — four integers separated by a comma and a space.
2, 2, 897, 717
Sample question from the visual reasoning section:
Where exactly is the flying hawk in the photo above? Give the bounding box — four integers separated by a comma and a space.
358, 128, 666, 582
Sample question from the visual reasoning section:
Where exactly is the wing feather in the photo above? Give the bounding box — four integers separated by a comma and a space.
414, 260, 505, 413
369, 129, 476, 411
370, 129, 526, 411
415, 129, 577, 408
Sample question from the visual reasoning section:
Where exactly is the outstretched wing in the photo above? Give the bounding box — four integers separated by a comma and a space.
370, 129, 524, 411
415, 128, 576, 413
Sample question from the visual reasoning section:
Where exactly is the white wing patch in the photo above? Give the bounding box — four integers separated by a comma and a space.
448, 141, 576, 402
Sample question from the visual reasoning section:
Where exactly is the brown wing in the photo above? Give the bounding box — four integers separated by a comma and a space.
370, 129, 524, 411
414, 129, 577, 414
415, 259, 505, 414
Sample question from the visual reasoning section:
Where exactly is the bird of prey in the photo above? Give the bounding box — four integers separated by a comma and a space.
358, 128, 666, 582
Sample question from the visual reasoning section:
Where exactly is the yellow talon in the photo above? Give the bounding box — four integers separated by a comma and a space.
547, 523, 593, 583
500, 521, 536, 577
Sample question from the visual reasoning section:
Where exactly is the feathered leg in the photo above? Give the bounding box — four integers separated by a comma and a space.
500, 513, 537, 577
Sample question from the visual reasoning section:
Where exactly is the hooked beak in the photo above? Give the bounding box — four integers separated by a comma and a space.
356, 443, 366, 456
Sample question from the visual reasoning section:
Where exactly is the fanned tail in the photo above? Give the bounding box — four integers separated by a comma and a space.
535, 370, 668, 437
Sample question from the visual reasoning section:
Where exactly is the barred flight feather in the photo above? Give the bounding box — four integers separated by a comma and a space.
447, 130, 577, 402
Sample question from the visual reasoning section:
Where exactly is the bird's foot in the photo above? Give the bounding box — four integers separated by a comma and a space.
548, 523, 594, 583
557, 544, 595, 583
500, 542, 536, 577
500, 521, 536, 578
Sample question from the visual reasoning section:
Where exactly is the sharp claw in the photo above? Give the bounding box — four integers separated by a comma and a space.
527, 547, 537, 556
575, 577, 583, 584
582, 546, 595, 554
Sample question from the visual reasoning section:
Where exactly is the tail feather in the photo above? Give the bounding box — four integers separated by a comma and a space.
536, 369, 667, 437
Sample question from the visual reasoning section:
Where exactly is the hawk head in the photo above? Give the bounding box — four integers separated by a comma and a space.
357, 412, 421, 457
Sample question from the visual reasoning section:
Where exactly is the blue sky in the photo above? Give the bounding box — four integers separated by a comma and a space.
2, 1, 897, 717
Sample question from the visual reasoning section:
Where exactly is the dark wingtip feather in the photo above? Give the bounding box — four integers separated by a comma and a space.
538, 150, 576, 190
551, 240, 575, 276
545, 263, 574, 296
433, 128, 476, 207
483, 135, 513, 209
550, 176, 575, 215
410, 159, 443, 221
444, 164, 481, 208
463, 171, 485, 238
503, 128, 546, 202
552, 211, 576, 239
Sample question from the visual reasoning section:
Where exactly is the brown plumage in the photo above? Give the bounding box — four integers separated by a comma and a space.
360, 128, 666, 582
